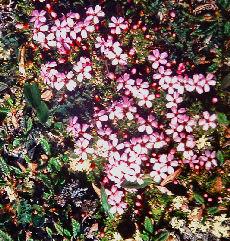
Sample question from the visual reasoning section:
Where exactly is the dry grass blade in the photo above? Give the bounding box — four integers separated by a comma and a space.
160, 167, 183, 187
19, 46, 26, 76
92, 183, 101, 199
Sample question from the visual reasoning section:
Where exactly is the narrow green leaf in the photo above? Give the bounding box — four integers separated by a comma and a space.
101, 185, 113, 219
144, 217, 153, 234
194, 193, 204, 204
156, 232, 169, 241
40, 138, 51, 155
121, 176, 153, 189
24, 83, 41, 109
54, 222, 64, 236
46, 227, 53, 238
217, 151, 225, 165
0, 156, 10, 177
63, 229, 71, 237
221, 73, 230, 89
49, 158, 61, 171
140, 234, 149, 241
72, 219, 81, 238
40, 174, 52, 188
37, 101, 49, 124
0, 82, 8, 92
0, 107, 10, 114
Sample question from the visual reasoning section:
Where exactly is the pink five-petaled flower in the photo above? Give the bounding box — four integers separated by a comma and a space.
73, 19, 94, 39
73, 57, 92, 82
109, 16, 128, 34
198, 111, 217, 131
137, 115, 158, 134
148, 49, 168, 69
93, 110, 108, 128
138, 90, 155, 108
173, 132, 196, 152
30, 10, 47, 26
192, 74, 206, 94
153, 66, 172, 84
86, 5, 105, 24
166, 92, 183, 109
204, 73, 216, 92
198, 150, 218, 170
74, 137, 94, 160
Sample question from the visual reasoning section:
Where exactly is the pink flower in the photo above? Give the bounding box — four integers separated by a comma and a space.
116, 73, 134, 91
192, 74, 206, 94
74, 138, 94, 160
73, 57, 92, 82
166, 106, 186, 124
93, 110, 108, 128
198, 150, 218, 170
73, 19, 94, 39
166, 92, 183, 109
153, 66, 172, 82
148, 49, 168, 69
203, 73, 216, 92
177, 63, 186, 74
30, 10, 47, 25
138, 90, 155, 108
109, 16, 128, 34
198, 111, 217, 131
86, 5, 105, 24
137, 115, 158, 134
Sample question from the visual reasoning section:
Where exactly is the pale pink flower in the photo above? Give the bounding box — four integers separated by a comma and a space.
30, 10, 47, 25
74, 138, 94, 160
198, 111, 217, 131
73, 19, 94, 39
166, 92, 183, 109
138, 90, 155, 108
148, 49, 168, 69
109, 16, 128, 34
153, 66, 172, 83
203, 73, 216, 92
86, 5, 105, 24
192, 74, 206, 94
198, 150, 218, 170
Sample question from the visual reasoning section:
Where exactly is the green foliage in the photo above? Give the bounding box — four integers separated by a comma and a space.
193, 193, 205, 204
39, 138, 51, 155
101, 185, 113, 219
217, 150, 225, 165
72, 219, 81, 238
17, 200, 32, 226
23, 83, 49, 124
155, 232, 169, 241
121, 176, 153, 189
0, 156, 10, 177
0, 230, 13, 241
217, 112, 229, 125
32, 214, 45, 227
24, 83, 41, 109
46, 227, 53, 238
144, 217, 154, 234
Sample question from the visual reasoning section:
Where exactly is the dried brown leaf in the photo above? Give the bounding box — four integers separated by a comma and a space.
215, 177, 223, 193
41, 90, 53, 101
160, 167, 183, 187
11, 115, 19, 129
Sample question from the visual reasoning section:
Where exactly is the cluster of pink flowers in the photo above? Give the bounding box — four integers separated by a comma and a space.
29, 2, 219, 216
